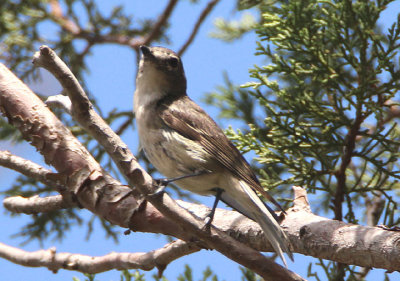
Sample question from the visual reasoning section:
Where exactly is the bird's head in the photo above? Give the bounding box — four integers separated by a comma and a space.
137, 45, 187, 96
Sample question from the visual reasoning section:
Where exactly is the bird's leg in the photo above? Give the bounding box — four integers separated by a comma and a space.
204, 188, 224, 228
152, 170, 211, 195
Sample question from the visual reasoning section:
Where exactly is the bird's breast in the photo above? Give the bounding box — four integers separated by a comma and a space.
136, 112, 220, 194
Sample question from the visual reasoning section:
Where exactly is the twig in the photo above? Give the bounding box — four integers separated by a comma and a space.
141, 0, 179, 46
365, 194, 385, 226
48, 0, 80, 34
334, 109, 365, 220
178, 0, 220, 56
115, 114, 134, 136
48, 0, 178, 49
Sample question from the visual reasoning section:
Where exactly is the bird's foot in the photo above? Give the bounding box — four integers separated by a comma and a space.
203, 188, 224, 230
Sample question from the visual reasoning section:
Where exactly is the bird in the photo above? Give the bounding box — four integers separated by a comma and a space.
134, 45, 293, 266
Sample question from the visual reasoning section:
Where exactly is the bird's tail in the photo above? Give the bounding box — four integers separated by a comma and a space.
238, 180, 293, 267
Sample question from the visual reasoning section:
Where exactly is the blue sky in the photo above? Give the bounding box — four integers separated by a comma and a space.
1, 1, 399, 280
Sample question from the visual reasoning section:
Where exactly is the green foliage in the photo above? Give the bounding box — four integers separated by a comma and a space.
73, 273, 97, 281
205, 73, 260, 125
176, 265, 219, 281
255, 0, 400, 218
70, 266, 222, 281
211, 13, 257, 42
208, 0, 400, 279
121, 270, 146, 281
240, 267, 262, 281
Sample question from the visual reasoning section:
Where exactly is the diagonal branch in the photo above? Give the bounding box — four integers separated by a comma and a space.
4, 46, 398, 277
141, 0, 179, 46
178, 0, 220, 56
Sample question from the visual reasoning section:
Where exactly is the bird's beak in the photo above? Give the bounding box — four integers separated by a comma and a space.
140, 45, 152, 58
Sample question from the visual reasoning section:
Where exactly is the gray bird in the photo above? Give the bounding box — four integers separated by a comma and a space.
134, 45, 293, 266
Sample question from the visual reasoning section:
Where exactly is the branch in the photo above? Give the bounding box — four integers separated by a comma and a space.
178, 0, 220, 56
31, 45, 303, 281
0, 239, 200, 276
3, 195, 70, 214
141, 0, 179, 46
334, 107, 365, 220
48, 0, 178, 50
3, 187, 400, 273
48, 0, 80, 35
0, 150, 78, 212
285, 186, 400, 271
0, 62, 143, 235
0, 150, 62, 188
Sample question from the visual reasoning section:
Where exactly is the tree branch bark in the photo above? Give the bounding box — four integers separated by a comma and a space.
3, 194, 71, 214
3, 185, 400, 273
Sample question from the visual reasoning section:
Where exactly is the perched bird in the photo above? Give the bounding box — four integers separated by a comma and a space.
134, 45, 293, 266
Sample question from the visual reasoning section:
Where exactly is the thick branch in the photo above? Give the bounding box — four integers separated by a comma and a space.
3, 187, 400, 272
286, 187, 400, 271
0, 62, 143, 231
0, 240, 199, 276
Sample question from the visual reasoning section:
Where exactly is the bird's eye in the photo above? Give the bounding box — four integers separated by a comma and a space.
168, 57, 179, 68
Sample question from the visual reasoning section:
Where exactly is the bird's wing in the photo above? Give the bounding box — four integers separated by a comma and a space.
158, 95, 285, 212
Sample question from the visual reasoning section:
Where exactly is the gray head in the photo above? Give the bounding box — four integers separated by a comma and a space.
137, 46, 187, 96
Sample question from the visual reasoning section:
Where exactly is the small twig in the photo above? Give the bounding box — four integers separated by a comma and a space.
291, 186, 312, 212
178, 0, 220, 56
0, 240, 200, 276
115, 114, 134, 136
